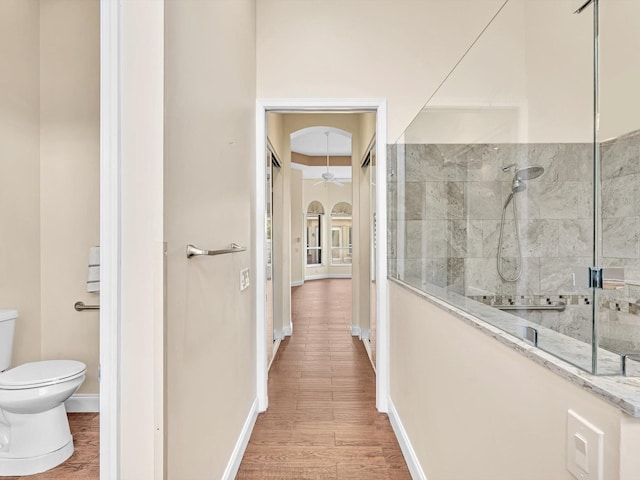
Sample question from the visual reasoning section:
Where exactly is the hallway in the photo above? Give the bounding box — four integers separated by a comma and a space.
237, 279, 410, 479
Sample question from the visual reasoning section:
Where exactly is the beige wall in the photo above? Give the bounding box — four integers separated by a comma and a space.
267, 112, 286, 339
267, 112, 284, 161
270, 117, 291, 337
356, 114, 375, 335
390, 282, 640, 479
0, 0, 41, 368
256, 0, 505, 141
404, 0, 594, 145
0, 0, 100, 395
40, 0, 100, 394
164, 1, 256, 479
290, 168, 304, 285
599, 0, 640, 140
406, 0, 640, 145
523, 0, 593, 143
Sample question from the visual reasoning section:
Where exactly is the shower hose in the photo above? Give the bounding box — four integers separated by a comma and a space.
497, 192, 522, 282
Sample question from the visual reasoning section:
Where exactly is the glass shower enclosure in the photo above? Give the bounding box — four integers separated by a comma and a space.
389, 0, 640, 375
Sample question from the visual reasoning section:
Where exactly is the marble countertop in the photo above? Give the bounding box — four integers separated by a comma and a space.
390, 277, 640, 418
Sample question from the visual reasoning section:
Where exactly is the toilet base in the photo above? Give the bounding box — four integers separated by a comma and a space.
0, 438, 73, 476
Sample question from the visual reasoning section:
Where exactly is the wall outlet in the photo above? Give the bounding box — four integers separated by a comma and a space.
240, 268, 250, 291
567, 409, 604, 480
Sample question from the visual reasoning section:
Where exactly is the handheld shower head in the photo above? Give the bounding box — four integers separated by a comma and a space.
502, 164, 544, 193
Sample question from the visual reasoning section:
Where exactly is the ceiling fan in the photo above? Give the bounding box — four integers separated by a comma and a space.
314, 131, 344, 187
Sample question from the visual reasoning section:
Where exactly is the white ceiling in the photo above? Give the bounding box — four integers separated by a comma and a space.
290, 126, 352, 156
290, 126, 352, 180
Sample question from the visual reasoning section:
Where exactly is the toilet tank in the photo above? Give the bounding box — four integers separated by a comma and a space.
0, 310, 17, 372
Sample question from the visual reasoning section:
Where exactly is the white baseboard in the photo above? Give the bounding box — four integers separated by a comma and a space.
387, 398, 427, 480
350, 325, 361, 337
222, 398, 259, 480
291, 280, 304, 287
283, 324, 292, 336
360, 328, 371, 341
65, 394, 100, 413
305, 273, 352, 281
269, 338, 281, 370
362, 338, 376, 373
274, 329, 285, 341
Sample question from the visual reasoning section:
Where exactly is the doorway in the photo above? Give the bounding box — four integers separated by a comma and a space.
255, 100, 389, 413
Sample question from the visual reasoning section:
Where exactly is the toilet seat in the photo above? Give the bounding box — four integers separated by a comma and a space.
0, 360, 86, 390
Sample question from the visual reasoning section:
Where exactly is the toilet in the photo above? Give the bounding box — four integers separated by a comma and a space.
0, 309, 86, 476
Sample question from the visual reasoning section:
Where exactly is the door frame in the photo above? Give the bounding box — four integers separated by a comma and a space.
255, 99, 389, 413
100, 1, 120, 477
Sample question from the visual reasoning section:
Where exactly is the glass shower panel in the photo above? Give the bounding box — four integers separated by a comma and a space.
391, 0, 598, 371
596, 0, 640, 375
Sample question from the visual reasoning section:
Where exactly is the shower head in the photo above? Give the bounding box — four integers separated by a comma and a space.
502, 164, 544, 194
515, 165, 544, 180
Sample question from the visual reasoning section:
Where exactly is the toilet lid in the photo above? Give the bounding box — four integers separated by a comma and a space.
0, 360, 86, 389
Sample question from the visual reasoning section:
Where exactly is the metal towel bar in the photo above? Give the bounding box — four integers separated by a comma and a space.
74, 301, 100, 311
186, 243, 246, 258
495, 301, 566, 312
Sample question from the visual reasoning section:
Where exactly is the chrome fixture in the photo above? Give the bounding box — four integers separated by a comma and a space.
494, 301, 566, 312
621, 353, 640, 376
497, 164, 545, 282
573, 266, 625, 290
521, 325, 539, 347
573, 0, 594, 14
74, 301, 100, 311
186, 243, 246, 258
501, 164, 545, 187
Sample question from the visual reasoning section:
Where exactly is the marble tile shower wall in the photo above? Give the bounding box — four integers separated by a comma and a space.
387, 142, 595, 344
389, 132, 640, 355
599, 129, 640, 354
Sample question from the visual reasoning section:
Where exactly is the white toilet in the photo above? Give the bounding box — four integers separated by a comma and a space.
0, 309, 86, 476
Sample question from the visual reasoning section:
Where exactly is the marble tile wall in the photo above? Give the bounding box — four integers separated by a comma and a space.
387, 132, 640, 357
599, 129, 640, 354
389, 142, 593, 295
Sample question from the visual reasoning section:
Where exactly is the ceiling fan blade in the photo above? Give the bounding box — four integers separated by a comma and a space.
314, 180, 325, 186
332, 180, 344, 187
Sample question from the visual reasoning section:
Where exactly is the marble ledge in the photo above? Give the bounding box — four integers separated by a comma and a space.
389, 276, 640, 418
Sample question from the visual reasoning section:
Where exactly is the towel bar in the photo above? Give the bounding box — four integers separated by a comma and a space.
74, 301, 100, 312
186, 243, 246, 258
495, 301, 566, 312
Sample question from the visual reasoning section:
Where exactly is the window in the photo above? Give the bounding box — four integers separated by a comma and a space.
306, 201, 324, 265
331, 202, 352, 265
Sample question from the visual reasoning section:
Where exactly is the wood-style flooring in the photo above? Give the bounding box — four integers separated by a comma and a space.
3, 412, 99, 480
237, 278, 410, 479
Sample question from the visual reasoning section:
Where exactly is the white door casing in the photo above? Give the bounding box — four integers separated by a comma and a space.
255, 99, 389, 413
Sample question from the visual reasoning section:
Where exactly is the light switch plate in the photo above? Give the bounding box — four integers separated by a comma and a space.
567, 409, 604, 480
240, 268, 250, 291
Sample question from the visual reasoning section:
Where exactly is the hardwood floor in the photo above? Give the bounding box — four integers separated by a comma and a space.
237, 278, 410, 479
2, 412, 99, 480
